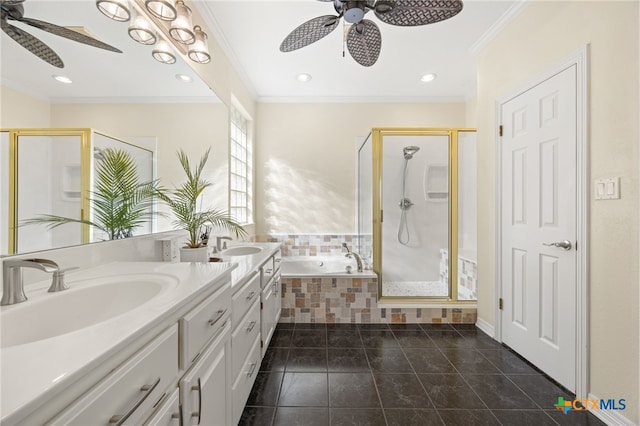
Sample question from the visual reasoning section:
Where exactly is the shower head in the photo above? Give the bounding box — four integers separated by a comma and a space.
403, 146, 420, 160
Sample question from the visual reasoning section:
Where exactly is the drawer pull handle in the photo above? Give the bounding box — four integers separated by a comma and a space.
172, 404, 184, 426
247, 362, 257, 378
246, 291, 256, 301
275, 258, 281, 263
246, 320, 257, 332
191, 378, 202, 425
108, 377, 160, 425
264, 268, 273, 274
207, 309, 227, 327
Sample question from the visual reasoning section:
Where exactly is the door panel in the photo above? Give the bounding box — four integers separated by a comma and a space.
500, 64, 577, 391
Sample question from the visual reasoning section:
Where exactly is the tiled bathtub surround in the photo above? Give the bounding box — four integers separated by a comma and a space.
280, 276, 477, 325
252, 234, 372, 258
255, 233, 477, 324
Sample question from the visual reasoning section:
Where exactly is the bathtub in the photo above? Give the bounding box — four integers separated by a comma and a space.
280, 256, 376, 278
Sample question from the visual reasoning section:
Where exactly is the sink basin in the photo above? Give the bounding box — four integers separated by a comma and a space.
0, 273, 178, 348
223, 246, 263, 256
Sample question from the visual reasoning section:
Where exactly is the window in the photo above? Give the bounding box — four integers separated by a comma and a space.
230, 107, 252, 224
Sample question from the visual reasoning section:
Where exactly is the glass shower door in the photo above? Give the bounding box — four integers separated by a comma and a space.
376, 131, 450, 298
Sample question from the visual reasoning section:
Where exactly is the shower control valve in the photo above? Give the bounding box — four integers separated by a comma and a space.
399, 198, 414, 210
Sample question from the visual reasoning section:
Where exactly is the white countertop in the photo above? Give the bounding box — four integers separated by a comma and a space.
1, 260, 236, 424
0, 242, 282, 423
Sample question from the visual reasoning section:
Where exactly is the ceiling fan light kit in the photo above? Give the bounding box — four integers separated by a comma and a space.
280, 0, 464, 67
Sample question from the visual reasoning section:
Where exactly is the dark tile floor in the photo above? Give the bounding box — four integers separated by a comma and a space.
239, 323, 606, 426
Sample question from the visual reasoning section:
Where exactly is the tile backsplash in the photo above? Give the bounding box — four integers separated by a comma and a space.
252, 233, 372, 257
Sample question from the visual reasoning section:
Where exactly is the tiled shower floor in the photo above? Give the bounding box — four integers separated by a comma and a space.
382, 281, 449, 297
240, 323, 606, 426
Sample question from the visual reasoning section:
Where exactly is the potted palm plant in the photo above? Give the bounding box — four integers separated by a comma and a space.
23, 148, 157, 240
157, 147, 246, 262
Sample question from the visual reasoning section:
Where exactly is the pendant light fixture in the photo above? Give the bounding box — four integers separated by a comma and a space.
169, 0, 195, 45
96, 0, 130, 22
145, 0, 176, 21
152, 38, 176, 64
128, 9, 157, 45
188, 25, 211, 64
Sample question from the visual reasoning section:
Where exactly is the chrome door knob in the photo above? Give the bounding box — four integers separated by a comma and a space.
542, 240, 573, 251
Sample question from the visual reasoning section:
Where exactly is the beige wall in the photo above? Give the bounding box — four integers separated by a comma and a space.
0, 85, 51, 128
254, 102, 466, 234
476, 1, 639, 422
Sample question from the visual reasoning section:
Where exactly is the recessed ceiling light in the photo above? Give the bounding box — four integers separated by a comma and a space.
420, 73, 437, 83
175, 74, 193, 83
52, 75, 72, 84
297, 73, 312, 82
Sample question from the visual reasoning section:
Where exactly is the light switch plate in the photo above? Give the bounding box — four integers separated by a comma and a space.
594, 177, 620, 200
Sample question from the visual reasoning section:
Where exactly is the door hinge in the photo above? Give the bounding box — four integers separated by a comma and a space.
260, 302, 263, 310
260, 340, 264, 348
499, 298, 503, 310
381, 209, 383, 223
575, 241, 578, 251
499, 125, 503, 137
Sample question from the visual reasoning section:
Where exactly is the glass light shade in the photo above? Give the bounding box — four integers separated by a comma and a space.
145, 0, 176, 21
169, 1, 195, 44
188, 25, 211, 64
96, 0, 130, 22
152, 39, 176, 64
128, 10, 156, 45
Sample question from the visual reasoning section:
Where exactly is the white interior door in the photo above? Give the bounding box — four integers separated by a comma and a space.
500, 64, 577, 391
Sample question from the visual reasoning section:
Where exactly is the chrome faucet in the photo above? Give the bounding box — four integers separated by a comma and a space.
216, 236, 232, 252
342, 243, 363, 273
1, 258, 60, 306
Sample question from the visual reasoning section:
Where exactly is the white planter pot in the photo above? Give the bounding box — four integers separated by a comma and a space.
180, 246, 209, 263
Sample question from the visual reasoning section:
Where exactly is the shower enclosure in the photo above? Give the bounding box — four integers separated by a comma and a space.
358, 128, 477, 302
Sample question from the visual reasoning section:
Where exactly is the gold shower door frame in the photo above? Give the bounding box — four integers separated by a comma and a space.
372, 128, 476, 304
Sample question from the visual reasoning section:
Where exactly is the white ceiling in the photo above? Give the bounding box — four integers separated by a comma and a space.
197, 0, 520, 102
0, 1, 522, 104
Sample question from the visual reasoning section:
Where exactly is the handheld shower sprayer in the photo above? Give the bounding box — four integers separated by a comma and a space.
403, 146, 420, 160
398, 145, 421, 245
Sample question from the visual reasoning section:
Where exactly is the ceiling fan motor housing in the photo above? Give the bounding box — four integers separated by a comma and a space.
343, 1, 365, 23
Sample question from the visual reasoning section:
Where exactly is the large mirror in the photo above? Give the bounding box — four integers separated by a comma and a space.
1, 0, 226, 256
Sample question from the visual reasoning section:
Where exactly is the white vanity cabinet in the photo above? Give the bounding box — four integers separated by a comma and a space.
180, 321, 232, 426
47, 325, 179, 426
260, 249, 282, 355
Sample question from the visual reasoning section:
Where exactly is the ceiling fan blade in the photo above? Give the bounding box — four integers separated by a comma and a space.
375, 0, 463, 26
17, 17, 122, 53
1, 18, 63, 67
1, 0, 25, 5
346, 19, 381, 67
280, 15, 340, 52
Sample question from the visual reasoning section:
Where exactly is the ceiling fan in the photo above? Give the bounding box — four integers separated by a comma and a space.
280, 0, 463, 67
0, 0, 121, 68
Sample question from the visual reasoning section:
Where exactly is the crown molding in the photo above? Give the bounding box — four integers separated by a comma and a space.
469, 0, 531, 56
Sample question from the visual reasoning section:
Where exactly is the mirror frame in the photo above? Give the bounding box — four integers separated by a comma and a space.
3, 127, 155, 254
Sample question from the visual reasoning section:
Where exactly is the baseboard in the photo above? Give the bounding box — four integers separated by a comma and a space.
587, 393, 637, 426
476, 317, 495, 338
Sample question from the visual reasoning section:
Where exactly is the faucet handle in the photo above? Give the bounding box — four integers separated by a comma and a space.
48, 267, 78, 293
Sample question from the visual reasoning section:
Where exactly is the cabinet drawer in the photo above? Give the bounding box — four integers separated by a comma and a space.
231, 300, 260, 380
48, 326, 178, 426
231, 336, 261, 426
144, 388, 180, 426
231, 272, 260, 326
180, 281, 231, 369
